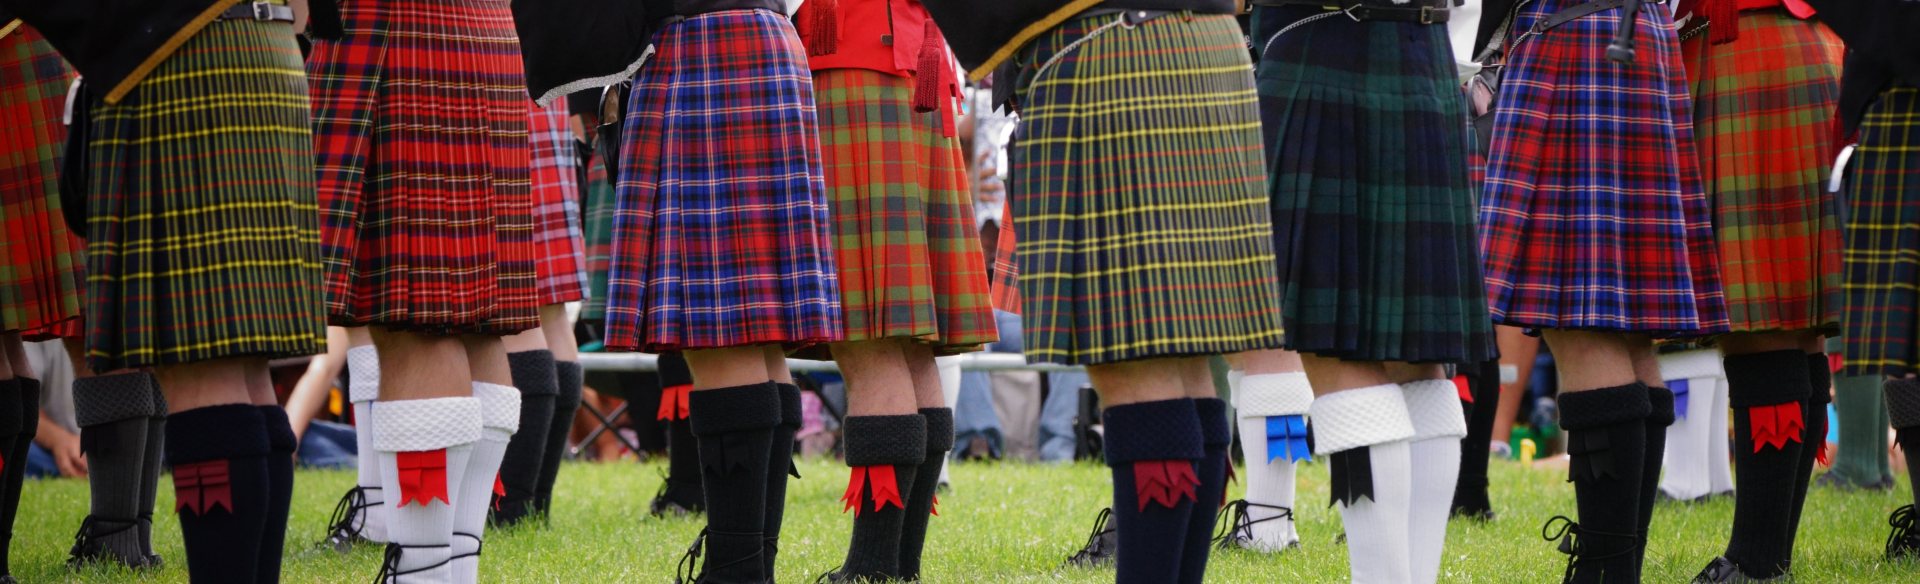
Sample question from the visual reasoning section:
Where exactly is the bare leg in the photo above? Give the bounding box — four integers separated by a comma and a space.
833, 340, 917, 417
370, 329, 473, 401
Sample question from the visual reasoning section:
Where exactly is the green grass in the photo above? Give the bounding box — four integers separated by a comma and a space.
19, 457, 1918, 582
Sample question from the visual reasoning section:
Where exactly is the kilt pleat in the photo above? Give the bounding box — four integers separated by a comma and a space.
0, 26, 84, 340
84, 19, 327, 370
308, 0, 538, 335
603, 10, 841, 352
809, 68, 995, 355
1479, 0, 1729, 336
1007, 12, 1285, 366
1842, 86, 1920, 377
531, 100, 587, 306
1685, 11, 1844, 335
1254, 6, 1495, 363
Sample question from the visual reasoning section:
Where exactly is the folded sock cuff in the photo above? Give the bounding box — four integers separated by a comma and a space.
844, 415, 928, 466
1307, 385, 1414, 454
166, 404, 270, 464
778, 383, 804, 430
1886, 379, 1920, 430
150, 380, 168, 419
370, 397, 483, 452
1557, 383, 1652, 431
1806, 354, 1832, 406
555, 360, 584, 400
261, 406, 298, 454
73, 372, 155, 427
1102, 398, 1203, 465
1645, 386, 1675, 428
346, 345, 380, 403
1403, 379, 1468, 441
1235, 372, 1314, 417
1657, 348, 1724, 383
1195, 398, 1232, 448
507, 350, 560, 397
473, 382, 522, 434
1726, 350, 1812, 408
687, 382, 781, 436
920, 407, 954, 453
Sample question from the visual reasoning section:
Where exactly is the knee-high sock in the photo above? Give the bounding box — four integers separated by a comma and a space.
1888, 380, 1920, 509
71, 373, 154, 564
168, 405, 272, 584
936, 357, 961, 488
535, 359, 584, 516
689, 383, 780, 583
260, 407, 298, 583
0, 379, 20, 575
762, 383, 801, 576
347, 346, 388, 542
140, 384, 167, 559
455, 384, 519, 584
1177, 398, 1230, 584
1723, 351, 1811, 578
835, 414, 927, 579
658, 353, 703, 511
1636, 387, 1674, 573
1708, 373, 1735, 497
1311, 385, 1416, 584
1404, 380, 1465, 584
1556, 383, 1651, 584
1832, 373, 1888, 486
1655, 350, 1722, 501
1782, 354, 1830, 568
1103, 398, 1203, 584
494, 351, 556, 525
1232, 372, 1313, 551
374, 397, 483, 584
899, 407, 952, 580
1453, 361, 1498, 517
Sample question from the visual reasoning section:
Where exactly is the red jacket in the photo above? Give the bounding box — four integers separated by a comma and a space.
797, 0, 960, 134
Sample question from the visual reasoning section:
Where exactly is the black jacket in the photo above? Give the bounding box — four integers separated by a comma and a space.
1803, 0, 1920, 133
512, 0, 782, 104
922, 0, 1238, 81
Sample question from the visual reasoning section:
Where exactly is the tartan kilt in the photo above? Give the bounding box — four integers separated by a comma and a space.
579, 155, 616, 322
0, 26, 84, 340
603, 10, 841, 352
989, 202, 1018, 313
1253, 6, 1495, 363
1683, 11, 1844, 335
1479, 0, 1730, 336
803, 68, 995, 357
1006, 12, 1286, 366
84, 19, 327, 371
1842, 86, 1920, 377
307, 0, 539, 335
531, 100, 587, 306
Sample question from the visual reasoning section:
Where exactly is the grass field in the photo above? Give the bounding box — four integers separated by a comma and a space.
18, 457, 1918, 582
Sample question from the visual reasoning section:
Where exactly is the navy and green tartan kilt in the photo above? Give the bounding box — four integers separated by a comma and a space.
1006, 12, 1286, 366
84, 19, 327, 371
1841, 86, 1920, 377
1253, 5, 1496, 364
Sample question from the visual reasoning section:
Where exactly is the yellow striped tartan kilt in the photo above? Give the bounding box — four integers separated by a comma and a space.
1841, 86, 1920, 377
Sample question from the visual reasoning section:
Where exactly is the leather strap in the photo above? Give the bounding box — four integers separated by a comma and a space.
220, 1, 295, 23
1532, 0, 1627, 33
1252, 0, 1453, 23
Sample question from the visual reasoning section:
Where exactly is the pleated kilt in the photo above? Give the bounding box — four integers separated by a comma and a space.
1479, 0, 1730, 336
0, 26, 84, 340
1253, 6, 1495, 363
531, 100, 587, 306
1005, 12, 1285, 366
1683, 11, 1844, 335
990, 202, 1018, 313
1842, 86, 1920, 377
84, 19, 327, 371
579, 156, 615, 323
307, 0, 538, 335
603, 9, 841, 352
806, 68, 995, 356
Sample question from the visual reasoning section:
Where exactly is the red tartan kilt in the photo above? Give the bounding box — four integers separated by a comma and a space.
0, 26, 85, 340
531, 101, 587, 306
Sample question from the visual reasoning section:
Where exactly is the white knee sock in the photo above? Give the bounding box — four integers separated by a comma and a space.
1707, 372, 1734, 496
1402, 380, 1465, 584
453, 383, 519, 584
375, 397, 482, 584
1311, 385, 1416, 584
349, 345, 388, 543
938, 356, 961, 487
1655, 349, 1721, 501
1231, 372, 1315, 551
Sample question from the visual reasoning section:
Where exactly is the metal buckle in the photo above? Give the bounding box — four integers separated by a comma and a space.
252, 1, 274, 21
1419, 5, 1435, 24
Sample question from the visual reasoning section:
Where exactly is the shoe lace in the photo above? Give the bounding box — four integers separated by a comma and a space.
1067, 508, 1115, 565
322, 486, 380, 548
451, 532, 483, 561
68, 515, 137, 560
374, 542, 451, 583
1541, 516, 1637, 584
674, 528, 763, 584
1212, 499, 1293, 550
1888, 505, 1917, 559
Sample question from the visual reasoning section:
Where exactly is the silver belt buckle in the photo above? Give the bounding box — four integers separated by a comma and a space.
251, 1, 276, 21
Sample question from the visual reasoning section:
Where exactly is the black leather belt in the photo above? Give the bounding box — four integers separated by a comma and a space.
219, 1, 295, 23
1080, 8, 1182, 25
1251, 0, 1453, 24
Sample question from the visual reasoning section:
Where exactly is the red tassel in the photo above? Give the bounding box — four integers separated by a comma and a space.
1706, 0, 1740, 45
173, 460, 233, 515
1454, 375, 1474, 403
1749, 403, 1806, 453
931, 493, 940, 517
912, 20, 945, 114
840, 465, 906, 516
1814, 442, 1831, 467
396, 450, 451, 507
802, 0, 838, 57
1132, 460, 1199, 512
658, 384, 692, 421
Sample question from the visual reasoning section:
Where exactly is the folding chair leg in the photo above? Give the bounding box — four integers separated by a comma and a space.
571, 401, 639, 459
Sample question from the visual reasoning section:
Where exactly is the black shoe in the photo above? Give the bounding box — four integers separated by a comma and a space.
1213, 499, 1299, 552
650, 478, 705, 518
1888, 505, 1920, 561
67, 516, 155, 570
1692, 557, 1783, 583
1062, 508, 1117, 569
319, 486, 380, 553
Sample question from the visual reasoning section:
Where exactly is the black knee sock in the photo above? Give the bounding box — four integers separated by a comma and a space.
1178, 398, 1228, 584
537, 360, 584, 517
167, 405, 272, 584
1636, 386, 1674, 572
1556, 383, 1651, 584
689, 383, 780, 583
496, 350, 558, 526
0, 379, 20, 576
762, 383, 801, 576
1454, 360, 1499, 516
1884, 381, 1920, 510
141, 385, 167, 561
662, 354, 703, 511
836, 414, 926, 579
1104, 398, 1203, 584
259, 406, 296, 583
70, 373, 152, 565
1783, 354, 1829, 569
1723, 351, 1811, 578
3, 385, 31, 576
899, 407, 952, 580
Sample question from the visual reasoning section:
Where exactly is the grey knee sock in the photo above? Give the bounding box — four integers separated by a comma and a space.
72, 373, 157, 565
